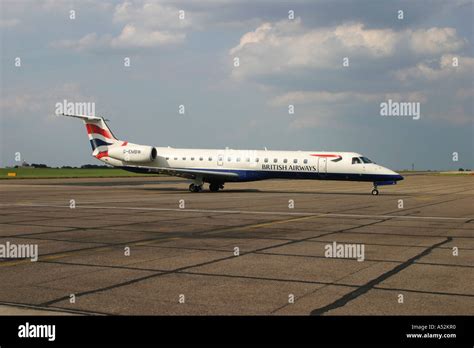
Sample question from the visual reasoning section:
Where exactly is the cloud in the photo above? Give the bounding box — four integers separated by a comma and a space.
113, 1, 194, 29
51, 33, 108, 51
110, 24, 185, 48
229, 22, 273, 55
269, 90, 430, 130
395, 55, 474, 81
0, 83, 95, 119
50, 0, 195, 51
228, 17, 471, 127
229, 19, 467, 80
270, 90, 428, 107
269, 85, 472, 127
410, 27, 466, 55
269, 91, 380, 106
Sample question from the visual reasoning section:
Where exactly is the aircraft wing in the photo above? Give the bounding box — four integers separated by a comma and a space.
123, 165, 240, 181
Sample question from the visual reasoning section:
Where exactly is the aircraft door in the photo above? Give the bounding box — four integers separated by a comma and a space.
318, 157, 327, 177
217, 154, 224, 166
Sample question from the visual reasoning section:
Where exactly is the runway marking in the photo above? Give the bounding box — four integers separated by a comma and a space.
1, 203, 470, 222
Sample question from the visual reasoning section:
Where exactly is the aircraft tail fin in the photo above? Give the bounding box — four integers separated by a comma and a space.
59, 113, 124, 159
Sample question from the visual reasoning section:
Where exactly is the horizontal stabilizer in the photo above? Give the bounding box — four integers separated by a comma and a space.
57, 113, 106, 121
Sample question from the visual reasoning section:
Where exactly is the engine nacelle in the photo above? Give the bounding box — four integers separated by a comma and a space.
108, 145, 157, 163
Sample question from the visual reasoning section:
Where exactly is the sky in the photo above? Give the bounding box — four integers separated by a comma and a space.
1, 0, 473, 170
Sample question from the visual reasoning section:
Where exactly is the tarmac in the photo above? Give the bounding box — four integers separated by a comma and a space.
0, 173, 473, 315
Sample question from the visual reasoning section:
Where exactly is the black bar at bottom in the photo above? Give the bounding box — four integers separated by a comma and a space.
0, 315, 472, 346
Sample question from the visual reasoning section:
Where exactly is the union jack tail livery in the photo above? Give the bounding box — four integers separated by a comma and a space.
60, 113, 122, 159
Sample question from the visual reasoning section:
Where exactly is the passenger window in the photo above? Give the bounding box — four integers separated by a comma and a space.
303, 159, 308, 164
227, 157, 232, 162
182, 157, 186, 160
256, 158, 260, 162
273, 158, 277, 163
264, 158, 268, 163
293, 159, 298, 164
165, 157, 169, 160
236, 157, 241, 162
191, 157, 195, 161
352, 157, 362, 164
246, 158, 250, 162
283, 159, 287, 163
174, 157, 178, 160
199, 157, 203, 161
208, 157, 212, 161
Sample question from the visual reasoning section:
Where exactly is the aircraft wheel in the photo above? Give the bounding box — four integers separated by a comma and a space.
371, 189, 379, 196
209, 183, 220, 192
189, 184, 202, 192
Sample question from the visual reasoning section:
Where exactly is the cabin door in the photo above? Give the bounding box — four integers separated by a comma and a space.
318, 157, 327, 177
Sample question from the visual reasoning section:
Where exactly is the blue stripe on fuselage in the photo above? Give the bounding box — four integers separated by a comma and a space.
132, 166, 404, 183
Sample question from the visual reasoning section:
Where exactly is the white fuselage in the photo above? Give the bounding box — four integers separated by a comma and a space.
101, 147, 403, 184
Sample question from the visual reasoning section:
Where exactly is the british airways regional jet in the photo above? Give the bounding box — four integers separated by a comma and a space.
61, 113, 403, 195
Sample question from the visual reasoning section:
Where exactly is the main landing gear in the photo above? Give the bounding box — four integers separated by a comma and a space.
189, 182, 224, 192
371, 184, 379, 196
209, 183, 224, 192
189, 183, 203, 193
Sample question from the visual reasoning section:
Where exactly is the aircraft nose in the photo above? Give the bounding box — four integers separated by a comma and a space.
389, 170, 404, 181
395, 173, 404, 181
381, 166, 403, 181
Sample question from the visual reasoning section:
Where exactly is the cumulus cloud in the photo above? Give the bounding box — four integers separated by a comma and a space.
229, 19, 467, 80
395, 55, 474, 81
228, 17, 471, 127
110, 24, 185, 48
229, 22, 273, 55
113, 1, 194, 29
410, 27, 466, 55
50, 0, 195, 51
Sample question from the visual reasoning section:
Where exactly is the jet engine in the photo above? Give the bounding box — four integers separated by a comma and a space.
108, 145, 157, 163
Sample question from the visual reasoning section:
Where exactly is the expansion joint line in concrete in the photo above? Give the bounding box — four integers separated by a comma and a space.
310, 237, 452, 315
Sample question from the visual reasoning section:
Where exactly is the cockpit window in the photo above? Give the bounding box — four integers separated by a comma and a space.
352, 157, 362, 164
360, 157, 373, 163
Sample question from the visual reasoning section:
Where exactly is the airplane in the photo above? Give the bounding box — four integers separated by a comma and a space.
61, 113, 403, 195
